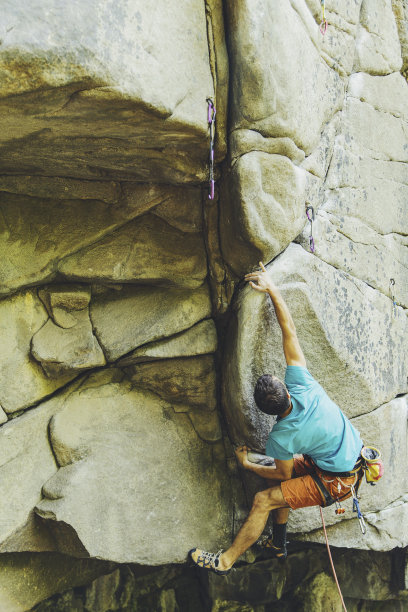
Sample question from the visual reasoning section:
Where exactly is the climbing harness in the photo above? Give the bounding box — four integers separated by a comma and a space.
312, 445, 384, 535
320, 0, 328, 35
389, 279, 397, 317
305, 205, 315, 253
207, 98, 216, 200
320, 508, 348, 612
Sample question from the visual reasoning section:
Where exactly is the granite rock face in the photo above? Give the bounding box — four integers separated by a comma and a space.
0, 0, 407, 608
35, 370, 230, 565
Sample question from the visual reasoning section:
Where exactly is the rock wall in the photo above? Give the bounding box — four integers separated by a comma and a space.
0, 0, 407, 610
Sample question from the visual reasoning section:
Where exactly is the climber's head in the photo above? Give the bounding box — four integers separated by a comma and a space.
254, 374, 290, 416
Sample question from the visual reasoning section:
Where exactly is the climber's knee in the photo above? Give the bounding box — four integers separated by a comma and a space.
252, 486, 286, 513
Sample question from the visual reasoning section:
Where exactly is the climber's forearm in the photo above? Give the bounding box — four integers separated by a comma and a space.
266, 287, 296, 337
244, 461, 292, 481
267, 287, 306, 367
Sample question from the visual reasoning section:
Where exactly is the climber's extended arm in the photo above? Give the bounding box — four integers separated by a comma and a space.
235, 446, 293, 481
244, 262, 306, 367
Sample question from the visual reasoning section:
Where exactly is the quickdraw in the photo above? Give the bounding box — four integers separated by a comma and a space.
305, 205, 315, 253
320, 0, 328, 34
207, 98, 216, 200
351, 484, 366, 534
389, 279, 396, 317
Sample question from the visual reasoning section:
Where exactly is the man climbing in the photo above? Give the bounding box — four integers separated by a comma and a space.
189, 262, 363, 575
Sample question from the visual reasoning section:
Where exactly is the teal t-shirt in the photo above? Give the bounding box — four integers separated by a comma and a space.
265, 366, 363, 472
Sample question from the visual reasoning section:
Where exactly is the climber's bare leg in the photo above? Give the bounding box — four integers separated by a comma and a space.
218, 485, 288, 571
266, 479, 290, 524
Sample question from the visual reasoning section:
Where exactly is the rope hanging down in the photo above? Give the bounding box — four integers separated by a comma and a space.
207, 98, 216, 200
320, 0, 328, 34
320, 508, 348, 612
306, 205, 315, 253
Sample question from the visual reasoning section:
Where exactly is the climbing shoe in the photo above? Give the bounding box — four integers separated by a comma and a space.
188, 548, 231, 575
256, 536, 287, 560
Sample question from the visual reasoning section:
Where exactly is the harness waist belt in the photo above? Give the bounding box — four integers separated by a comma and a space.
319, 458, 363, 478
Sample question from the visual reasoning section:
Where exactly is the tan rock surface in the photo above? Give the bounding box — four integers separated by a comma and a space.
31, 310, 106, 378
59, 214, 207, 289
0, 0, 216, 183
90, 283, 212, 361
119, 319, 217, 365
35, 370, 232, 564
0, 291, 75, 413
0, 187, 173, 295
126, 355, 217, 411
220, 153, 309, 276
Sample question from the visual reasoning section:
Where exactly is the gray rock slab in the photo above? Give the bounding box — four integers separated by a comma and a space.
222, 244, 408, 450
125, 355, 217, 411
298, 210, 408, 308
353, 0, 402, 74
152, 187, 203, 234
31, 309, 106, 378
0, 187, 170, 295
118, 319, 217, 366
220, 153, 309, 277
35, 371, 232, 564
90, 282, 212, 361
225, 0, 345, 154
341, 96, 408, 161
59, 214, 208, 289
0, 393, 64, 547
348, 71, 408, 120
0, 0, 214, 182
288, 396, 408, 538
296, 496, 408, 552
0, 291, 75, 413
326, 144, 408, 192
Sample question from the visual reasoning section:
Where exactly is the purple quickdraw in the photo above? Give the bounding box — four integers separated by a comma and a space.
320, 0, 328, 35
207, 98, 216, 200
306, 205, 315, 253
390, 279, 397, 317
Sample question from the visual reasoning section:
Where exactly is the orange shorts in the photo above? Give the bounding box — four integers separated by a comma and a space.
280, 455, 357, 510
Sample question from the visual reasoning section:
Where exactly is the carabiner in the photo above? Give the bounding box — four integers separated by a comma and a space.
306, 206, 315, 222
319, 19, 328, 35
351, 485, 366, 535
207, 98, 216, 125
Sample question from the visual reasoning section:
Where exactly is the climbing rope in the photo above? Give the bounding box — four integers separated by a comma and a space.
389, 279, 396, 317
320, 508, 348, 612
320, 0, 328, 34
207, 98, 216, 200
305, 205, 315, 253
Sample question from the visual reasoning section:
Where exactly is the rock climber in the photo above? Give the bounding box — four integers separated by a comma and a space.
189, 262, 363, 575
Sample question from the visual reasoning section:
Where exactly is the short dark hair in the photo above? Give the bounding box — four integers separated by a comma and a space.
254, 375, 290, 416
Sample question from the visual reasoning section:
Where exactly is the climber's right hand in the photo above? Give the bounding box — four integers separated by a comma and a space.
235, 445, 250, 469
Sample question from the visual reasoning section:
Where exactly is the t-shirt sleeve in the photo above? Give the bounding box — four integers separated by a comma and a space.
265, 434, 293, 461
284, 365, 317, 393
